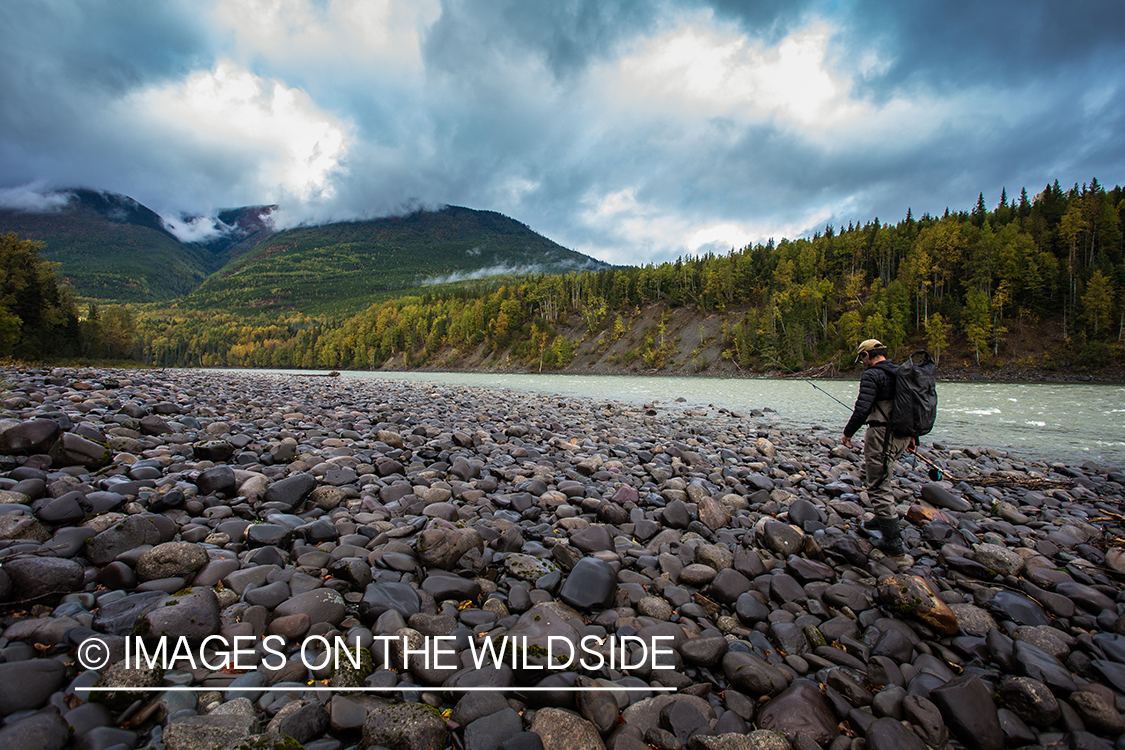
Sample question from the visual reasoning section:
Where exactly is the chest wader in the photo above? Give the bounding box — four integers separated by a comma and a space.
868, 399, 908, 556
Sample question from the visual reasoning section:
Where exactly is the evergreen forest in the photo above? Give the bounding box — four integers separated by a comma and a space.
4, 179, 1124, 377
0, 233, 137, 361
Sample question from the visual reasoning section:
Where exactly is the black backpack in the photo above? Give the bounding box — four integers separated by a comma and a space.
888, 350, 938, 438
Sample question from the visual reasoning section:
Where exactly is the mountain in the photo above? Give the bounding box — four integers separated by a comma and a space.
177, 205, 609, 315
171, 204, 279, 264
0, 189, 214, 302
0, 189, 607, 312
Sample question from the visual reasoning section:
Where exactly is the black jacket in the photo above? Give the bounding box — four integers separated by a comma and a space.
844, 360, 896, 438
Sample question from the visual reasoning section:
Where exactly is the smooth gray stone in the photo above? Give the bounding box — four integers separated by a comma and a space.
244, 580, 291, 609
0, 658, 67, 714
920, 483, 971, 512
2, 555, 83, 599
558, 557, 617, 610
929, 674, 1003, 750
988, 590, 1050, 627
92, 590, 168, 636
274, 588, 346, 626
359, 581, 421, 621
1014, 641, 1078, 694
0, 711, 70, 750
865, 717, 926, 750
465, 708, 522, 750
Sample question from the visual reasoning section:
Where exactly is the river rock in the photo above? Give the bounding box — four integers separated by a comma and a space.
0, 658, 67, 714
196, 465, 237, 495
920, 483, 971, 512
363, 702, 450, 750
0, 713, 69, 750
989, 590, 1050, 627
865, 717, 926, 750
0, 365, 1122, 750
0, 514, 50, 542
929, 674, 1003, 750
875, 574, 959, 635
141, 586, 220, 642
948, 603, 998, 637
996, 676, 1061, 727
275, 588, 346, 626
721, 650, 787, 697
1069, 689, 1125, 735
559, 557, 617, 609
690, 733, 790, 750
52, 431, 111, 468
135, 541, 209, 581
529, 707, 605, 750
970, 543, 1024, 576
263, 472, 317, 509
2, 555, 84, 600
504, 604, 580, 673
465, 707, 523, 750
418, 525, 484, 569
697, 496, 731, 530
759, 520, 803, 555
756, 680, 839, 745
0, 419, 62, 454
360, 581, 421, 621
506, 553, 559, 581
85, 515, 163, 565
193, 439, 235, 462
267, 699, 329, 744
164, 713, 257, 750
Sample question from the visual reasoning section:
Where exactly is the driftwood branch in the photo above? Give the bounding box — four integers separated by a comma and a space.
785, 357, 840, 379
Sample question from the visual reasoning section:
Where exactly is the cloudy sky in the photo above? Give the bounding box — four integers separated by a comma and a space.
1, 0, 1123, 265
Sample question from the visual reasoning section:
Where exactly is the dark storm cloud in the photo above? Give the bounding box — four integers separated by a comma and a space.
0, 0, 1123, 264
424, 0, 658, 80
0, 1, 214, 191
842, 0, 1125, 89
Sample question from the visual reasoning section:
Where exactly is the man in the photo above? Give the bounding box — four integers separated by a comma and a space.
842, 339, 915, 557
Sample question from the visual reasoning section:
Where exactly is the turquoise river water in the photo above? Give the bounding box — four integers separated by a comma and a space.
310, 371, 1124, 468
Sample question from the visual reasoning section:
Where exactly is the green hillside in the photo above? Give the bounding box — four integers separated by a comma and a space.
0, 190, 212, 302
180, 205, 608, 315
135, 179, 1125, 378
0, 192, 607, 314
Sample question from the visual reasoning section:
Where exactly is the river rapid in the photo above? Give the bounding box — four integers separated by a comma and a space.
298, 371, 1125, 468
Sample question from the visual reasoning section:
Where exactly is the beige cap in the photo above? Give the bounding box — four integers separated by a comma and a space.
856, 338, 884, 362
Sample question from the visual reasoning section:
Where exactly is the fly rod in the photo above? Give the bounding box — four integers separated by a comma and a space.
752, 346, 945, 480
751, 347, 853, 411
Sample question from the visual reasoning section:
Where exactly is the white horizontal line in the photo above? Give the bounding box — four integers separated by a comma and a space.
83, 686, 678, 692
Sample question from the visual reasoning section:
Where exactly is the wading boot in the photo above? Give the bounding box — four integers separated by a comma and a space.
875, 516, 905, 556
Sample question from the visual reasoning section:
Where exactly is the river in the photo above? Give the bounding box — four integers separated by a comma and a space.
313, 371, 1123, 467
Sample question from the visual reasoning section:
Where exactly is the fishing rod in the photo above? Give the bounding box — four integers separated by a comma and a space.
751, 347, 854, 411
752, 345, 945, 481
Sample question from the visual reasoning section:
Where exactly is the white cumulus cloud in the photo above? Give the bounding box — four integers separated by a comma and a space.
115, 62, 350, 204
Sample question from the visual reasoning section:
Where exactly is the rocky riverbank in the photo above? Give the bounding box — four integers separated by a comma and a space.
1, 366, 1124, 750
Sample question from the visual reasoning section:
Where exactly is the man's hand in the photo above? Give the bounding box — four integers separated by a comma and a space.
842, 434, 852, 449
908, 437, 918, 451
